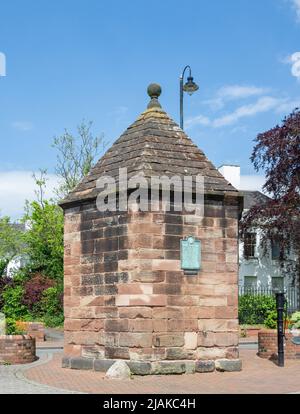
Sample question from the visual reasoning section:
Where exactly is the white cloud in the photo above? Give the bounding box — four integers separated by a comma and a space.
284, 52, 300, 80
185, 114, 210, 128
11, 121, 34, 131
218, 85, 267, 100
212, 96, 282, 127
0, 171, 59, 219
239, 175, 266, 192
204, 84, 267, 110
291, 0, 300, 22
187, 94, 300, 130
275, 97, 300, 113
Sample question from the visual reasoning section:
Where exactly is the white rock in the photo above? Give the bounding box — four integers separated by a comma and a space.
105, 360, 131, 380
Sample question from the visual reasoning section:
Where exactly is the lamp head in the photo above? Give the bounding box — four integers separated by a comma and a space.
183, 76, 199, 96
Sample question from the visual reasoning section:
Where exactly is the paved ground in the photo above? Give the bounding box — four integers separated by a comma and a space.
22, 348, 300, 394
0, 350, 76, 394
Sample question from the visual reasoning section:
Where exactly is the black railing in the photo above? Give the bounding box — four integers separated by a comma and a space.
239, 286, 300, 314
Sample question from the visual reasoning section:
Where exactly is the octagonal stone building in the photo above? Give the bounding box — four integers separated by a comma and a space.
60, 84, 243, 374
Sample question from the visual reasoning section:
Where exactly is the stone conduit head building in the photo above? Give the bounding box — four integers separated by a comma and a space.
59, 84, 243, 374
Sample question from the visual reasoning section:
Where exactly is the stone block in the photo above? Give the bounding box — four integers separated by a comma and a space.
153, 334, 184, 348
128, 319, 153, 332
127, 361, 152, 376
105, 319, 129, 332
151, 361, 186, 375
119, 333, 153, 348
69, 357, 93, 370
215, 359, 242, 372
61, 356, 70, 368
195, 360, 215, 373
152, 307, 183, 319
166, 348, 196, 360
119, 307, 152, 319
105, 346, 130, 360
184, 332, 198, 350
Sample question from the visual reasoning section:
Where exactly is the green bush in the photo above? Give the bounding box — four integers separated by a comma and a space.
238, 294, 276, 325
264, 310, 278, 329
40, 285, 64, 327
2, 285, 29, 320
42, 314, 64, 328
290, 311, 300, 329
5, 318, 26, 335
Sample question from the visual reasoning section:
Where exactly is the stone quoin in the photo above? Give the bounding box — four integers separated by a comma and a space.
59, 84, 243, 375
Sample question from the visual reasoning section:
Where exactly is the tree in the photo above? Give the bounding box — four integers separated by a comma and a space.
0, 216, 24, 276
23, 171, 64, 280
52, 120, 104, 199
240, 108, 300, 285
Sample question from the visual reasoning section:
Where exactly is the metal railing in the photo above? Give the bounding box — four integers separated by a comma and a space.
239, 285, 300, 314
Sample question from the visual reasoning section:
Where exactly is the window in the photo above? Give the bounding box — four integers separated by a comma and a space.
244, 233, 256, 259
272, 277, 284, 291
271, 241, 280, 260
244, 276, 257, 288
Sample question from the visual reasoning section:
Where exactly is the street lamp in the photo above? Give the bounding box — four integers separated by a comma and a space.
180, 65, 199, 130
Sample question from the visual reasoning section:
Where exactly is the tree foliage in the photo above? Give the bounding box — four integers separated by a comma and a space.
0, 216, 24, 264
21, 170, 64, 280
240, 109, 300, 281
52, 120, 103, 199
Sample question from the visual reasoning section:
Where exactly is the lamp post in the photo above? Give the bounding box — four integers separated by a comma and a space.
180, 65, 199, 130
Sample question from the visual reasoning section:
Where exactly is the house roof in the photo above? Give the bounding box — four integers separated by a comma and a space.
60, 84, 239, 208
240, 190, 270, 210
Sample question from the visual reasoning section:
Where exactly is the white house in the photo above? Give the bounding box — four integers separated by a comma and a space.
218, 165, 298, 305
2, 221, 29, 277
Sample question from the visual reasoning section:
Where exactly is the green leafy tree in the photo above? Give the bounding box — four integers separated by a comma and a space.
23, 171, 64, 280
52, 120, 104, 199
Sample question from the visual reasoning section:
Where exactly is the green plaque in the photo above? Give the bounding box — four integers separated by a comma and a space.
180, 236, 201, 274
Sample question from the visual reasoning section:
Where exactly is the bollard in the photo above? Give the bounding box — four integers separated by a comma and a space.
275, 292, 285, 367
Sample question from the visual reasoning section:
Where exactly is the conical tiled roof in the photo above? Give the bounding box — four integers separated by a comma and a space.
60, 85, 238, 207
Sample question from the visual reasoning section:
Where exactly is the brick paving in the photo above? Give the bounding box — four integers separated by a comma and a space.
0, 353, 74, 394
24, 349, 300, 394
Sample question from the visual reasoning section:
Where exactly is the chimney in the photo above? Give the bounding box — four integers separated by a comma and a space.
218, 165, 240, 190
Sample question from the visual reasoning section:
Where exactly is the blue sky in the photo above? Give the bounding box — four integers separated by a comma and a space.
0, 0, 300, 218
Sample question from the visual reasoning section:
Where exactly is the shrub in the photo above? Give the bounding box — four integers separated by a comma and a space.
0, 276, 14, 309
5, 318, 26, 335
43, 314, 64, 328
290, 311, 300, 329
238, 294, 276, 325
2, 285, 29, 320
22, 273, 54, 315
264, 310, 278, 329
40, 285, 64, 327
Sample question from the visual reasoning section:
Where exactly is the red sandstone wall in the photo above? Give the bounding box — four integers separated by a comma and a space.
63, 196, 240, 362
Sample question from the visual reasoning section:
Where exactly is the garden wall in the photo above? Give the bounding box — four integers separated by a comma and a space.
0, 335, 36, 364
258, 330, 300, 360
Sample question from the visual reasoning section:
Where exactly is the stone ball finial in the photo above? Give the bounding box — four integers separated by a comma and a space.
147, 83, 162, 99
147, 83, 162, 109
